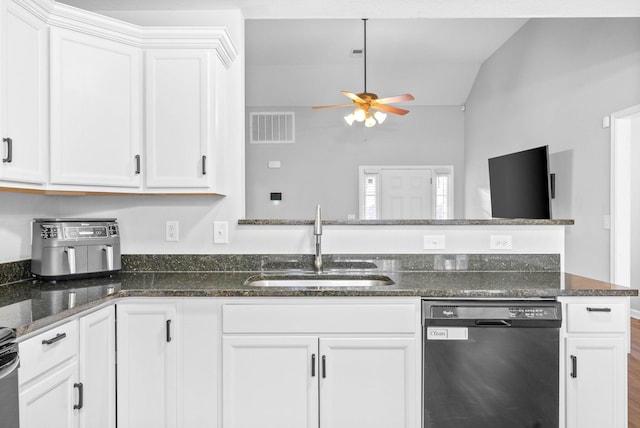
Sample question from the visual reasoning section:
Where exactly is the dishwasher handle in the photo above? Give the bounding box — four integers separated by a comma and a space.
475, 319, 512, 327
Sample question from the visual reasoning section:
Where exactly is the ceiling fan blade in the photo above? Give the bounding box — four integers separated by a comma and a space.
312, 103, 358, 110
375, 94, 415, 104
371, 103, 410, 115
341, 91, 366, 103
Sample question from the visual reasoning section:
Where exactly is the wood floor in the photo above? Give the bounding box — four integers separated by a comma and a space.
630, 317, 640, 428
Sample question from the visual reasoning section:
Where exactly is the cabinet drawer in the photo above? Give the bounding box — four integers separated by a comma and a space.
223, 304, 417, 334
566, 303, 627, 333
18, 319, 79, 384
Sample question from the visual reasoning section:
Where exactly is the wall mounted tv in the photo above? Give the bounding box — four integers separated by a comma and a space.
488, 145, 552, 219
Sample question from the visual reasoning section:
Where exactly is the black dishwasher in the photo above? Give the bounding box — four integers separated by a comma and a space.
423, 300, 561, 428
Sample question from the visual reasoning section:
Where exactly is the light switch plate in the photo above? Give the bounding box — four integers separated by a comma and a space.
214, 221, 229, 244
424, 235, 446, 250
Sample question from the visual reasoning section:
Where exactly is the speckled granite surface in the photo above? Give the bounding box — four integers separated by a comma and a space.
0, 260, 31, 285
238, 219, 575, 226
122, 253, 561, 273
0, 253, 635, 338
1, 270, 635, 337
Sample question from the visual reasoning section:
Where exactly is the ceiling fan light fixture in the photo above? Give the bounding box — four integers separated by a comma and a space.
344, 113, 356, 126
374, 111, 387, 124
365, 116, 376, 128
311, 19, 414, 127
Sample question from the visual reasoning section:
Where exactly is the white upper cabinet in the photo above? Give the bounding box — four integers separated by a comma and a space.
49, 27, 143, 189
0, 0, 238, 193
144, 49, 213, 190
0, 0, 48, 185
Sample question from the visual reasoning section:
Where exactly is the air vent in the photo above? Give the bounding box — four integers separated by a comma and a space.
250, 112, 295, 144
350, 48, 364, 58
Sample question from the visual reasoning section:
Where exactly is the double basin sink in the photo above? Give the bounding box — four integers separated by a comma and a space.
244, 274, 394, 288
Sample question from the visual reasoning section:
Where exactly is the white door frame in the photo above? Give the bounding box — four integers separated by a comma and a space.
610, 104, 640, 294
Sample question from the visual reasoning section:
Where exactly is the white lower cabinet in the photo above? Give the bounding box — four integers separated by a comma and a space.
18, 305, 115, 428
116, 302, 178, 428
116, 299, 220, 428
20, 360, 79, 428
78, 305, 116, 428
561, 297, 629, 428
223, 336, 319, 428
221, 299, 421, 428
319, 338, 416, 428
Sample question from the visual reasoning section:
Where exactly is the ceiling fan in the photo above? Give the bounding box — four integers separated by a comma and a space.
312, 18, 415, 127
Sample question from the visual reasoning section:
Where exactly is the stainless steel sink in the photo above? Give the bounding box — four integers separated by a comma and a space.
244, 274, 394, 288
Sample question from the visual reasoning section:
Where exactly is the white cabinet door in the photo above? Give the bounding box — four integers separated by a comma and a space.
49, 27, 142, 188
319, 338, 418, 428
565, 337, 627, 428
19, 361, 79, 428
222, 336, 319, 428
179, 300, 219, 428
79, 306, 115, 428
145, 49, 213, 189
0, 0, 47, 184
117, 303, 177, 428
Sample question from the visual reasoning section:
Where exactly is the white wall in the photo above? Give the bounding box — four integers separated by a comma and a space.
630, 115, 640, 312
0, 10, 570, 265
245, 106, 465, 219
464, 18, 640, 280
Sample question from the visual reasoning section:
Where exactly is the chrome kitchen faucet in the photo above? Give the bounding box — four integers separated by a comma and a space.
314, 205, 323, 273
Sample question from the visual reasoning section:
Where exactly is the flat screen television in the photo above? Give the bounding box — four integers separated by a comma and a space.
488, 145, 552, 219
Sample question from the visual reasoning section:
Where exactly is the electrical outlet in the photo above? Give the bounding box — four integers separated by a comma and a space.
213, 221, 229, 244
165, 221, 179, 242
424, 235, 446, 250
490, 234, 512, 250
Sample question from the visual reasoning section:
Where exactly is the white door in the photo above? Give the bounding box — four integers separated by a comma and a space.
380, 169, 433, 219
19, 361, 79, 428
79, 306, 115, 428
49, 27, 142, 188
116, 303, 177, 428
319, 338, 418, 428
222, 336, 319, 428
0, 0, 47, 184
565, 337, 627, 428
145, 50, 212, 189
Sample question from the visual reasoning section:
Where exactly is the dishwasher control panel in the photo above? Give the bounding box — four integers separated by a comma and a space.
425, 301, 562, 326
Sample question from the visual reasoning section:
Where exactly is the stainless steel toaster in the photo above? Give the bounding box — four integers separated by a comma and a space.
31, 218, 121, 280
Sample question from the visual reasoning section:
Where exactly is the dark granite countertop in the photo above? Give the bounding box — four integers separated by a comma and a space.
0, 270, 634, 338
239, 219, 575, 226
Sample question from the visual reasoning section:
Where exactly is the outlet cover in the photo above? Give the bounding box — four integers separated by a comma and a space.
165, 221, 179, 242
214, 221, 229, 244
424, 235, 446, 250
490, 234, 512, 250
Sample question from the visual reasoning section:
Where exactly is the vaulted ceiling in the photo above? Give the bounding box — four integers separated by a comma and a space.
56, 0, 638, 106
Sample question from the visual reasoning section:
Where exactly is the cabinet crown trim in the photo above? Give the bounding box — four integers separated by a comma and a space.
21, 0, 239, 68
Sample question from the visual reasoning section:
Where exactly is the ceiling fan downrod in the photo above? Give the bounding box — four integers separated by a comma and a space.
363, 18, 368, 94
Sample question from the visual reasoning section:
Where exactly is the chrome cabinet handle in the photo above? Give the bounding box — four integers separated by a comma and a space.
73, 383, 84, 410
202, 155, 207, 175
311, 354, 316, 377
2, 138, 12, 163
135, 154, 141, 174
42, 332, 67, 345
166, 319, 172, 343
